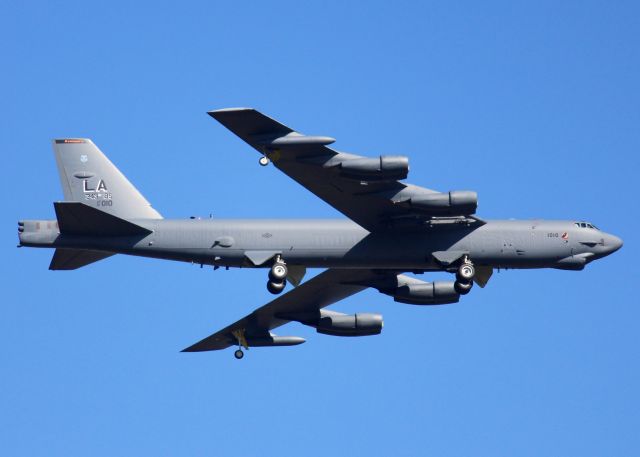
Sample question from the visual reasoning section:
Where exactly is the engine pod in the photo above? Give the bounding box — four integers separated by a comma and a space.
338, 155, 409, 181
393, 281, 460, 305
316, 312, 383, 337
407, 190, 477, 215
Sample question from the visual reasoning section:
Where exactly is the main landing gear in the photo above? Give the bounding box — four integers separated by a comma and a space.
454, 256, 475, 295
267, 255, 288, 295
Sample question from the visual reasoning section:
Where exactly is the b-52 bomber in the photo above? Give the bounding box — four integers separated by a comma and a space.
18, 109, 623, 359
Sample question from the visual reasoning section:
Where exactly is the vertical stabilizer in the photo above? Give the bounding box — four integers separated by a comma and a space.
53, 139, 162, 219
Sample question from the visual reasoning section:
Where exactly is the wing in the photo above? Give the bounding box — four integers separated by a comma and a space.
182, 268, 387, 352
209, 108, 481, 232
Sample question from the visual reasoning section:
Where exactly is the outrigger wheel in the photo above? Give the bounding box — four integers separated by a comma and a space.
259, 156, 270, 166
232, 329, 248, 360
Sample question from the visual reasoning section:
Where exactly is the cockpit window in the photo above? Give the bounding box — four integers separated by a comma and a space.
575, 221, 599, 230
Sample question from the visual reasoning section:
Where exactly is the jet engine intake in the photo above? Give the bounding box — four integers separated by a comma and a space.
408, 190, 477, 215
392, 281, 460, 305
338, 155, 409, 181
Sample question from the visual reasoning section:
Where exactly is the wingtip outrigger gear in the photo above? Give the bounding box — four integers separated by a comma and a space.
259, 155, 270, 166
232, 328, 249, 359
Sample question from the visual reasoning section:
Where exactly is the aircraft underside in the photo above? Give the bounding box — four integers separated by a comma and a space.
18, 108, 622, 358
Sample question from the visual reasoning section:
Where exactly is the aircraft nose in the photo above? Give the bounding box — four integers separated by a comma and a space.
606, 234, 623, 254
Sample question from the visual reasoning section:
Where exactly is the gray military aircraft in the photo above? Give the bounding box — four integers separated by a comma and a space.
18, 108, 623, 359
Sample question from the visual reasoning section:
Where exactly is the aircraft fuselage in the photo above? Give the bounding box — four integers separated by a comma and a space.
19, 218, 622, 271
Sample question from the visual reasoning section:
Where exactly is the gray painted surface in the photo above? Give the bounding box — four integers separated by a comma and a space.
18, 109, 623, 355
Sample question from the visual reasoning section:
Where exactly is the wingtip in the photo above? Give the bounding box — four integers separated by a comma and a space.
180, 343, 205, 352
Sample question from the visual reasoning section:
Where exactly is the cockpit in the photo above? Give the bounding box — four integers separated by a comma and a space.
574, 221, 599, 230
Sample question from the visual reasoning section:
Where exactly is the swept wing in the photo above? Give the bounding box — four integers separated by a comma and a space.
209, 108, 479, 232
183, 269, 390, 352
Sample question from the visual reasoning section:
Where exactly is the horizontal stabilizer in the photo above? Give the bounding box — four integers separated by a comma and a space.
54, 202, 152, 236
49, 248, 115, 270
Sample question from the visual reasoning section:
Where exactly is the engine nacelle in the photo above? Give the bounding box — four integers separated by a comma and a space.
392, 281, 460, 305
408, 190, 477, 215
316, 312, 383, 337
338, 155, 409, 181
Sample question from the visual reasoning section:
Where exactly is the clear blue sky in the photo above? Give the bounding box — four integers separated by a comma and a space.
2, 1, 639, 455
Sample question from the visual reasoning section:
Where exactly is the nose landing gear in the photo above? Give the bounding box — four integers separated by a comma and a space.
454, 256, 475, 295
267, 255, 288, 294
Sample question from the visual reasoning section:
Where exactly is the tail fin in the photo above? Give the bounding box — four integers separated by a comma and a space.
53, 139, 162, 219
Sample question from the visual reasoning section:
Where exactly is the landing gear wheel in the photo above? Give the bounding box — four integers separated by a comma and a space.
259, 156, 270, 166
234, 349, 244, 359
269, 262, 288, 281
457, 263, 475, 281
267, 280, 286, 295
454, 280, 473, 295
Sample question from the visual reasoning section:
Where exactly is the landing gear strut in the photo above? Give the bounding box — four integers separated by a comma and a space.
454, 256, 475, 295
232, 328, 248, 360
267, 255, 288, 294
